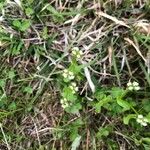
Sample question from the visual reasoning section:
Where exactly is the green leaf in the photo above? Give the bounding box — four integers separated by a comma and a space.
95, 95, 112, 113
24, 86, 33, 94
13, 20, 21, 28
142, 138, 150, 144
110, 87, 125, 98
70, 132, 79, 142
63, 78, 71, 83
47, 5, 64, 20
38, 145, 45, 150
66, 103, 82, 114
42, 27, 48, 39
108, 102, 123, 114
71, 135, 81, 150
12, 41, 23, 55
62, 87, 77, 101
96, 127, 110, 139
123, 114, 136, 125
72, 118, 84, 127
8, 102, 16, 110
25, 7, 34, 16
27, 0, 33, 4
146, 112, 150, 123
143, 99, 150, 112
69, 62, 82, 74
20, 20, 31, 31
117, 98, 131, 111
8, 70, 15, 79
0, 79, 5, 88
143, 144, 150, 150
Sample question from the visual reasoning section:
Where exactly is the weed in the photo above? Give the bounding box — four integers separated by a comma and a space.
0, 0, 150, 149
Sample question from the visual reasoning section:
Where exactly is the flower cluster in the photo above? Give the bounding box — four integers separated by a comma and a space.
61, 71, 79, 109
61, 47, 82, 109
72, 47, 83, 59
62, 69, 74, 80
127, 81, 140, 91
69, 82, 78, 94
136, 115, 148, 126
60, 98, 72, 109
60, 82, 78, 109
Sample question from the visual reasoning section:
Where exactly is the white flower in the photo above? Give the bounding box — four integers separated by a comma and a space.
136, 115, 143, 123
138, 115, 144, 119
141, 122, 147, 126
136, 115, 148, 126
60, 98, 72, 109
72, 47, 83, 59
128, 86, 134, 90
69, 82, 78, 94
127, 82, 132, 87
127, 81, 140, 91
134, 86, 140, 90
132, 81, 139, 86
62, 69, 74, 80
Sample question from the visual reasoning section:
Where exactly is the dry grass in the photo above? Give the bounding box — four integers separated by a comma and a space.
0, 0, 150, 149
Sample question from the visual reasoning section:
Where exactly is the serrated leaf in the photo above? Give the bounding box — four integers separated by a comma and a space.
71, 135, 81, 150
123, 114, 136, 125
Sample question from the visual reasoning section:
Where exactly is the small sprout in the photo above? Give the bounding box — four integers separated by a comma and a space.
72, 47, 83, 59
127, 81, 140, 91
60, 98, 72, 109
62, 69, 75, 80
136, 115, 148, 126
69, 82, 78, 94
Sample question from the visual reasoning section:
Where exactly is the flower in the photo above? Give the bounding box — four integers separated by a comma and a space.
136, 115, 148, 126
72, 47, 83, 59
127, 81, 140, 91
60, 98, 72, 109
69, 82, 78, 94
62, 69, 74, 80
